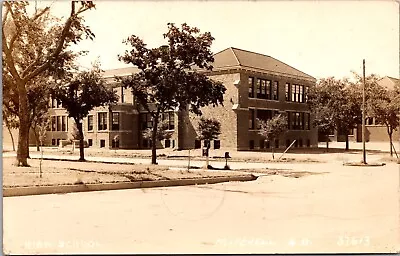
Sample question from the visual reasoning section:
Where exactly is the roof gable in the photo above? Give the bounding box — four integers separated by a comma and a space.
212, 47, 315, 81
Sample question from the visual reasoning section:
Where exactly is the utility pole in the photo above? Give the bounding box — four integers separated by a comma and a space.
362, 59, 367, 164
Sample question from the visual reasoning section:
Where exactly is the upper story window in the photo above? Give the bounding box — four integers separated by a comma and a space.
305, 86, 309, 102
87, 115, 93, 131
266, 80, 271, 99
98, 112, 107, 131
112, 112, 120, 131
285, 83, 290, 101
287, 84, 307, 103
272, 81, 279, 100
161, 111, 175, 130
248, 77, 255, 98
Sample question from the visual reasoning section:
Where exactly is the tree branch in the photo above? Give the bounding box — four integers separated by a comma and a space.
2, 27, 22, 82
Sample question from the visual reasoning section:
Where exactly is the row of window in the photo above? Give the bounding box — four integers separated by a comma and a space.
248, 109, 279, 130
140, 112, 175, 130
194, 140, 221, 149
248, 77, 279, 100
87, 112, 120, 131
50, 98, 63, 109
141, 139, 176, 148
287, 111, 310, 130
50, 116, 68, 132
248, 109, 311, 131
249, 138, 311, 149
285, 83, 309, 103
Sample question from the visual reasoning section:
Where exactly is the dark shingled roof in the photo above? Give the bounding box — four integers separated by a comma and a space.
212, 47, 315, 81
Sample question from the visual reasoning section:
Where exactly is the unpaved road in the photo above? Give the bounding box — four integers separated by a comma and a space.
3, 161, 399, 254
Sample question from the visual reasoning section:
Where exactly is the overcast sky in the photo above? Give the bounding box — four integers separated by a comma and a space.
46, 1, 399, 79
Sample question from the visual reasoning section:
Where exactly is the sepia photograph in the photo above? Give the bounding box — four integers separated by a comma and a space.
2, 0, 399, 254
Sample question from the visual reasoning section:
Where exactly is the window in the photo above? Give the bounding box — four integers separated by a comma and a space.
168, 112, 175, 130
57, 116, 61, 131
285, 83, 290, 101
256, 79, 261, 97
88, 139, 93, 147
305, 86, 309, 102
165, 139, 171, 148
275, 139, 279, 149
214, 140, 220, 149
249, 109, 255, 129
248, 77, 255, 98
172, 140, 175, 148
57, 139, 60, 146
259, 140, 265, 149
112, 112, 120, 131
87, 115, 93, 131
299, 85, 304, 103
273, 81, 279, 100
51, 116, 56, 131
290, 112, 305, 130
98, 112, 107, 131
291, 84, 296, 102
265, 80, 271, 99
195, 140, 201, 149
249, 140, 254, 150
121, 86, 124, 103
61, 116, 67, 131
257, 109, 273, 129
305, 113, 310, 130
140, 113, 153, 130
100, 140, 106, 148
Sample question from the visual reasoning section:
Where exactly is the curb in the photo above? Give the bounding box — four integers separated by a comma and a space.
3, 175, 258, 197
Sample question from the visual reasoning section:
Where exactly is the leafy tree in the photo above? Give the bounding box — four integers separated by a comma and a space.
117, 23, 226, 164
353, 74, 400, 156
197, 117, 221, 168
2, 108, 18, 151
257, 114, 288, 159
2, 1, 95, 166
37, 113, 51, 178
51, 64, 118, 161
308, 77, 362, 150
143, 118, 173, 144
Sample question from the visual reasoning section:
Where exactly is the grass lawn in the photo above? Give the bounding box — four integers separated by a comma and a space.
2, 157, 246, 188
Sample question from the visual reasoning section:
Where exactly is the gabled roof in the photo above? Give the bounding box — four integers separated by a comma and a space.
212, 47, 315, 81
377, 76, 399, 90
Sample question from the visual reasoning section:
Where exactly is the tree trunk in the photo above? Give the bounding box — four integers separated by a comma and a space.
6, 125, 16, 151
272, 145, 275, 160
16, 83, 30, 166
387, 125, 393, 157
326, 136, 329, 150
151, 110, 160, 165
77, 121, 85, 161
32, 128, 40, 151
345, 132, 349, 151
